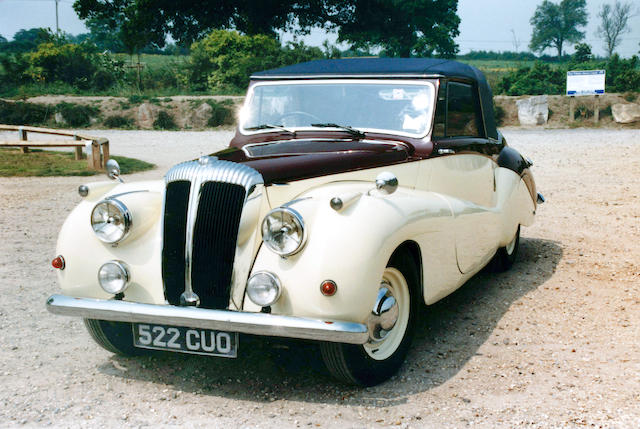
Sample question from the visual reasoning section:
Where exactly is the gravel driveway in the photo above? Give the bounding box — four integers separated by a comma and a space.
0, 128, 639, 428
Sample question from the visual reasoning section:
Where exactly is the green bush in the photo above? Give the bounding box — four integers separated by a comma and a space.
606, 55, 640, 93
26, 42, 98, 89
153, 110, 177, 130
497, 55, 640, 96
191, 31, 282, 92
206, 99, 235, 127
55, 102, 99, 127
0, 100, 51, 125
127, 94, 146, 104
574, 104, 593, 120
103, 115, 133, 128
189, 30, 327, 92
496, 62, 565, 96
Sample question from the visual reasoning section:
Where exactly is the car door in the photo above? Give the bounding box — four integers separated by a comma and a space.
427, 80, 502, 274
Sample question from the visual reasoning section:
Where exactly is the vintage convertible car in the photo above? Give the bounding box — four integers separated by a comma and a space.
46, 58, 542, 386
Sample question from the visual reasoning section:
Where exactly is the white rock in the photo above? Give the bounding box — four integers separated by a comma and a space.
611, 103, 640, 124
190, 103, 213, 129
516, 95, 548, 126
136, 103, 160, 128
54, 112, 66, 125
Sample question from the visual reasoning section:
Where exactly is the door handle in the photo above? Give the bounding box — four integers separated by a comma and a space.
437, 148, 455, 155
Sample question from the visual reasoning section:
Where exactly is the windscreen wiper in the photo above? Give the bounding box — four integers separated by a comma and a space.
310, 123, 366, 139
245, 124, 296, 136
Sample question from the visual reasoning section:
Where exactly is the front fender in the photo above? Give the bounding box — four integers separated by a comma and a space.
55, 180, 165, 304
244, 182, 455, 323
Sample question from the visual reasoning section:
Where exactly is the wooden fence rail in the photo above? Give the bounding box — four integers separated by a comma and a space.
0, 125, 109, 170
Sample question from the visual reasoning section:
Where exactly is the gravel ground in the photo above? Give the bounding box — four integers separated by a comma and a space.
0, 128, 639, 428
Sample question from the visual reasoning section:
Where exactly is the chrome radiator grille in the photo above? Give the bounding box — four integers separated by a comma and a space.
161, 157, 263, 309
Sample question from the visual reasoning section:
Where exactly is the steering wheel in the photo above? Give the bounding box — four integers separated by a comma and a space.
278, 111, 322, 126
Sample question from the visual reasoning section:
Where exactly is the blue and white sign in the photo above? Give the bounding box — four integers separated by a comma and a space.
566, 70, 606, 96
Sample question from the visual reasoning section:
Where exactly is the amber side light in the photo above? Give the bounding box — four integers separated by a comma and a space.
52, 256, 65, 270
320, 280, 337, 296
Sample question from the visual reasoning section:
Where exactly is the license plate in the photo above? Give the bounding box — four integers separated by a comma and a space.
132, 323, 238, 357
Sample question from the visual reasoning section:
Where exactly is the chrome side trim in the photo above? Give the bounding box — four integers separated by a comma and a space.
46, 295, 368, 345
164, 157, 264, 308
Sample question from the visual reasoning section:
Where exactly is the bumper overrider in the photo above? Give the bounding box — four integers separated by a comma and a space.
46, 294, 369, 345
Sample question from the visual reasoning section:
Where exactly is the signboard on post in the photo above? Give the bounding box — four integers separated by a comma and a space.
566, 70, 606, 96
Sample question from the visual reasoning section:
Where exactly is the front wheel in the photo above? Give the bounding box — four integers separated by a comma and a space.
84, 319, 148, 356
320, 254, 418, 386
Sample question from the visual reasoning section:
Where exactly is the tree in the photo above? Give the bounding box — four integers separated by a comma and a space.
74, 0, 167, 55
84, 16, 126, 52
529, 0, 588, 58
73, 0, 461, 58
0, 28, 53, 53
573, 42, 592, 62
597, 1, 634, 57
330, 0, 460, 57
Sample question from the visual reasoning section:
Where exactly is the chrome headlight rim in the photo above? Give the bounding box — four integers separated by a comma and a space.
90, 198, 132, 244
261, 206, 307, 257
246, 271, 282, 307
97, 260, 131, 295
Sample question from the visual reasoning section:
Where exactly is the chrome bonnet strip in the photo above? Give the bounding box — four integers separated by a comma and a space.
46, 295, 368, 345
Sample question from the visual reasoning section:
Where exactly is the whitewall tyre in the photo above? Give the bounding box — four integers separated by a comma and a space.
320, 253, 418, 386
492, 225, 520, 272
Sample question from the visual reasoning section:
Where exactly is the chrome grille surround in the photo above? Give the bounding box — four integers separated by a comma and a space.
163, 156, 264, 308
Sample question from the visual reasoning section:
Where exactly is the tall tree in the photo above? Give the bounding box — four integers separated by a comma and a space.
529, 0, 588, 58
73, 0, 461, 58
330, 0, 460, 58
597, 1, 634, 57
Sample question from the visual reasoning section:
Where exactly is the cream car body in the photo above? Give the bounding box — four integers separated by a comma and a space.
47, 58, 541, 386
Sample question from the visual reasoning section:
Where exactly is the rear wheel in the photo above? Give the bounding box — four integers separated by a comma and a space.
84, 319, 148, 356
320, 253, 418, 386
491, 225, 520, 272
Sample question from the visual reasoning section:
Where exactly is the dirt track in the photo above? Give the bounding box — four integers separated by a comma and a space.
0, 128, 638, 428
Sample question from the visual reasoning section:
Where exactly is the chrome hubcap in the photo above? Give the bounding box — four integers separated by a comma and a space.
367, 282, 399, 343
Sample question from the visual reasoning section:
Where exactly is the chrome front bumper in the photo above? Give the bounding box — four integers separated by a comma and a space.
46, 294, 368, 345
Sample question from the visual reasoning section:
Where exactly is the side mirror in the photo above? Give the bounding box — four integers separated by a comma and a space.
375, 172, 398, 195
106, 159, 123, 183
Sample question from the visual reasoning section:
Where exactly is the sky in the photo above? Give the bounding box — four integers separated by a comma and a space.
0, 0, 639, 57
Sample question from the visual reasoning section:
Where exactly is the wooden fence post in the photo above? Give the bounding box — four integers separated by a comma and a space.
594, 95, 600, 124
569, 96, 575, 123
18, 127, 28, 153
101, 141, 109, 167
90, 140, 101, 170
74, 135, 85, 160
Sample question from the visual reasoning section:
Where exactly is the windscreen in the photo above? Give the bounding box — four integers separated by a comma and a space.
241, 80, 434, 137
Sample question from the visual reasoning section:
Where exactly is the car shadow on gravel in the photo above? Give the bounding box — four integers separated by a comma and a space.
98, 236, 562, 407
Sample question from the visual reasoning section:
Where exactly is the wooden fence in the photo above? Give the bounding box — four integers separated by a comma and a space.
0, 125, 109, 170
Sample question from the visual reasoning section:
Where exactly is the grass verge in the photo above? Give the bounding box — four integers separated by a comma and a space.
0, 148, 155, 177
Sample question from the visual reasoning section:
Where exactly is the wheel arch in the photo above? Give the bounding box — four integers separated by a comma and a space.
389, 240, 423, 300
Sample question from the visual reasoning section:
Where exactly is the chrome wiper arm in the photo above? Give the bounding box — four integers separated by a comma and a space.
310, 123, 366, 139
245, 124, 296, 136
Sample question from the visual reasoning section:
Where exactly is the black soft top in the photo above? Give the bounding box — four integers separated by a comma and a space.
252, 58, 498, 140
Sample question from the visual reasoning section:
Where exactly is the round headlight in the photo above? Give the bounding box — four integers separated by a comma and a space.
247, 271, 281, 307
261, 207, 306, 256
98, 260, 130, 294
91, 199, 131, 244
